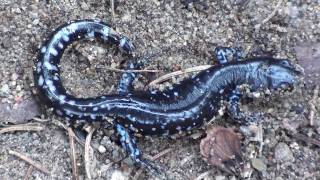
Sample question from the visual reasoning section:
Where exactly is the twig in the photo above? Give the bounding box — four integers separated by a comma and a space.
194, 170, 211, 180
0, 124, 44, 134
308, 85, 319, 126
68, 128, 79, 180
107, 84, 115, 94
132, 148, 172, 180
68, 126, 85, 146
8, 150, 50, 174
84, 126, 95, 179
110, 0, 115, 21
150, 148, 172, 161
104, 67, 160, 73
292, 133, 320, 147
32, 117, 50, 122
52, 119, 85, 146
254, 0, 283, 29
148, 65, 212, 86
256, 124, 264, 156
23, 165, 34, 180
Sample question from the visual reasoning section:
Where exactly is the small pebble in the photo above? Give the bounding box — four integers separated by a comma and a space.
111, 170, 128, 180
251, 158, 267, 171
11, 73, 18, 81
32, 19, 40, 25
274, 142, 295, 163
267, 108, 275, 114
98, 145, 106, 153
275, 177, 284, 180
0, 84, 10, 97
121, 14, 132, 22
190, 131, 203, 139
290, 104, 304, 114
252, 92, 261, 98
215, 175, 226, 180
122, 157, 134, 166
112, 150, 122, 162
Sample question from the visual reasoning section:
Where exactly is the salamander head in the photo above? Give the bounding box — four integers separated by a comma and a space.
249, 58, 304, 90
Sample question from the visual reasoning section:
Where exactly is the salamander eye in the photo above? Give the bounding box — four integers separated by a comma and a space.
279, 60, 290, 67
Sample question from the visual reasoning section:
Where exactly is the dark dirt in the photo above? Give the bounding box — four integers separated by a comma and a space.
0, 0, 319, 180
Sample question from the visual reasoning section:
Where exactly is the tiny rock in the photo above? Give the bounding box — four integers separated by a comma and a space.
274, 142, 295, 163
0, 84, 10, 97
98, 145, 107, 153
215, 175, 226, 180
111, 170, 129, 180
251, 158, 267, 171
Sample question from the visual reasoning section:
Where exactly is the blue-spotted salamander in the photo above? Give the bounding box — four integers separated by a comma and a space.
34, 19, 303, 174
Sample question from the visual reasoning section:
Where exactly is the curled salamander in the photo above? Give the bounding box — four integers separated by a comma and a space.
34, 20, 303, 174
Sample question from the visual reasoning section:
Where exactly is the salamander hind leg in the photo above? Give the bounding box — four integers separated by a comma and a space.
115, 123, 163, 176
118, 62, 137, 96
214, 47, 245, 64
227, 89, 263, 125
118, 54, 155, 96
116, 35, 137, 96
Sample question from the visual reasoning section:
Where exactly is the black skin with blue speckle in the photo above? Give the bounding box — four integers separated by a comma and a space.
34, 20, 303, 174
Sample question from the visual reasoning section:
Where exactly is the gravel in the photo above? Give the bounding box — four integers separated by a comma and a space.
0, 0, 319, 179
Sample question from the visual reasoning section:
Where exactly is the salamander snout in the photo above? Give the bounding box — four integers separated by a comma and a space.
258, 59, 304, 90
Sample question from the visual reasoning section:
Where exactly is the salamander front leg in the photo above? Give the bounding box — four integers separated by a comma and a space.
227, 90, 262, 125
115, 123, 161, 175
214, 47, 245, 64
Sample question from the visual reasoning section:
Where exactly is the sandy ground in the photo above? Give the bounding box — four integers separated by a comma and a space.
0, 0, 319, 179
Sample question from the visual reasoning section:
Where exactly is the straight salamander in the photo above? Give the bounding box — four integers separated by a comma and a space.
34, 20, 303, 174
